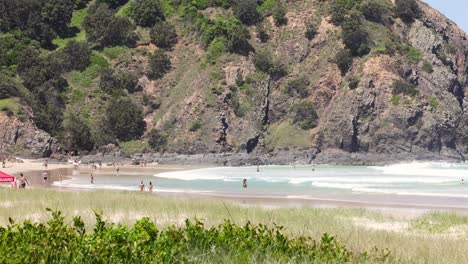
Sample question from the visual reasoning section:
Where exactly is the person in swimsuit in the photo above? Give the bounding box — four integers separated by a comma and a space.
19, 173, 29, 189
42, 171, 48, 184
242, 179, 247, 188
139, 181, 145, 191
148, 181, 153, 192
91, 173, 94, 184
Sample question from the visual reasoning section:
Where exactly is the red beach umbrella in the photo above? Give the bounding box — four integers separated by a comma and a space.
0, 171, 15, 183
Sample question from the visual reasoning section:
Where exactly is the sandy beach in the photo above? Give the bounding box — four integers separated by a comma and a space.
1, 158, 467, 217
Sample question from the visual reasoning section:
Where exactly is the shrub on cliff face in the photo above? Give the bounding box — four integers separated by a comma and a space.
147, 50, 171, 80
254, 50, 273, 73
96, 0, 128, 9
83, 4, 136, 48
61, 110, 95, 151
101, 98, 146, 141
392, 80, 418, 96
292, 101, 319, 130
285, 77, 310, 98
128, 0, 165, 27
150, 22, 177, 49
335, 49, 353, 75
341, 10, 370, 56
254, 49, 287, 79
395, 0, 420, 23
61, 41, 92, 72
360, 0, 389, 23
272, 0, 287, 26
100, 68, 139, 94
233, 0, 259, 25
148, 129, 168, 151
305, 19, 319, 40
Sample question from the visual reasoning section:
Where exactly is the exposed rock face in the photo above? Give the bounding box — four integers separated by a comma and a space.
1, 0, 467, 164
298, 1, 468, 162
0, 113, 57, 157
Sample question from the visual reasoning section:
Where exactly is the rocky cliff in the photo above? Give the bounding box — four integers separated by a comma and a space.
1, 0, 466, 164
0, 113, 56, 157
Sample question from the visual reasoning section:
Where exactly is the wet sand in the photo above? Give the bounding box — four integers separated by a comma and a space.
2, 160, 468, 217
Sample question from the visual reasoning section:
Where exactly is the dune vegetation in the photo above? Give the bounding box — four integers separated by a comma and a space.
0, 188, 466, 263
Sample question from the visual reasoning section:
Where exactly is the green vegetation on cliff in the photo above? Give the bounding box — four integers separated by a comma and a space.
0, 0, 466, 158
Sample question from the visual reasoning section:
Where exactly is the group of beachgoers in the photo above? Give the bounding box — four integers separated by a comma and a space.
138, 181, 153, 192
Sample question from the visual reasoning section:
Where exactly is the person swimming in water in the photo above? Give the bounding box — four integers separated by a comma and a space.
242, 179, 247, 188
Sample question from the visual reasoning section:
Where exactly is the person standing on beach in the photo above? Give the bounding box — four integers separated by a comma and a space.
19, 173, 29, 189
148, 181, 153, 192
42, 171, 48, 184
91, 174, 94, 184
2, 159, 5, 168
116, 166, 120, 175
139, 181, 145, 191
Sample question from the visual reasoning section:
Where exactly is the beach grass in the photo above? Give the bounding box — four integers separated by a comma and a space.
0, 188, 466, 263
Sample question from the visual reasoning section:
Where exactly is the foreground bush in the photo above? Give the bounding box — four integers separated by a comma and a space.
0, 210, 389, 263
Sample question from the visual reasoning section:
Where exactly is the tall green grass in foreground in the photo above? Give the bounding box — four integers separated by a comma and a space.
0, 189, 466, 263
0, 210, 386, 263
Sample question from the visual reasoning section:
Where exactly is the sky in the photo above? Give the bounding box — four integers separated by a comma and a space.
422, 0, 468, 33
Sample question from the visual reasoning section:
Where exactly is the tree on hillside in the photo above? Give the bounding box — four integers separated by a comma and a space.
83, 3, 135, 48
16, 47, 68, 135
100, 68, 139, 94
147, 49, 171, 80
272, 0, 287, 26
61, 110, 95, 151
73, 0, 92, 9
150, 22, 178, 49
147, 129, 168, 151
341, 11, 369, 56
335, 49, 353, 75
360, 0, 389, 23
285, 77, 310, 98
0, 0, 74, 48
254, 49, 273, 73
233, 0, 259, 25
292, 101, 319, 130
102, 98, 146, 141
129, 0, 165, 27
61, 41, 92, 71
395, 0, 420, 23
305, 19, 319, 40
96, 0, 128, 9
0, 32, 40, 67
225, 23, 251, 55
41, 0, 74, 33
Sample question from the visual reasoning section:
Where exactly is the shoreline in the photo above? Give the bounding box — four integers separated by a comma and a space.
2, 158, 467, 216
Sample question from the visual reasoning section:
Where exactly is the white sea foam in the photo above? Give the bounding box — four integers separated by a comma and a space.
368, 162, 467, 178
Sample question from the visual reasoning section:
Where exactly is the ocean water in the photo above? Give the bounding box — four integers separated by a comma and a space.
53, 162, 468, 208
